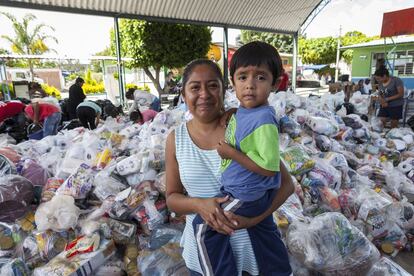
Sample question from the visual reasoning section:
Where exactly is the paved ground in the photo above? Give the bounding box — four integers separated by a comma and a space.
393, 251, 414, 274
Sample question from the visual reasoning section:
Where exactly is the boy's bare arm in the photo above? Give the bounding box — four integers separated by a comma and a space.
217, 140, 275, 177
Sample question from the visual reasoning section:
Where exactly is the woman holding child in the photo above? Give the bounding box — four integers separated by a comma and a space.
166, 42, 294, 275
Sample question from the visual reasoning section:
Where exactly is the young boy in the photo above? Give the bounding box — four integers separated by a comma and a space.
192, 41, 291, 276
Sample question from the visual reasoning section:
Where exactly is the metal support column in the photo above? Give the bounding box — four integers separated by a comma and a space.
114, 17, 125, 106
223, 27, 229, 87
292, 32, 298, 92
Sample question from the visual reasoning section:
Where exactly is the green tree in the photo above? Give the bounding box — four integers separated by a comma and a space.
111, 20, 211, 95
91, 47, 112, 73
299, 36, 337, 64
239, 30, 293, 53
340, 31, 378, 64
0, 12, 58, 80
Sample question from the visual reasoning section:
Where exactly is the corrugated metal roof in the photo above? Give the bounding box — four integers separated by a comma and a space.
341, 35, 414, 50
0, 0, 323, 34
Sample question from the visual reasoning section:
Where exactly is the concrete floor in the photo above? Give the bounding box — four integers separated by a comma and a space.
393, 251, 414, 275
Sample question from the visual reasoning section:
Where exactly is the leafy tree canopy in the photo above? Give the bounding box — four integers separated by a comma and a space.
299, 36, 337, 64
239, 30, 293, 53
0, 12, 58, 79
110, 20, 211, 95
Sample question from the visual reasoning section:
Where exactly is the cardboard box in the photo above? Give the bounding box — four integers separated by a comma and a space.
33, 239, 116, 276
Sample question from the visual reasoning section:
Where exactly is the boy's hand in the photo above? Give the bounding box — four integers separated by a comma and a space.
217, 140, 235, 159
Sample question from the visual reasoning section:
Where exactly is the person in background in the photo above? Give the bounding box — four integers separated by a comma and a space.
0, 100, 26, 123
356, 79, 365, 94
363, 78, 372, 95
129, 109, 158, 125
374, 66, 404, 129
371, 58, 386, 92
67, 77, 85, 120
277, 67, 289, 92
28, 82, 47, 99
25, 101, 61, 138
76, 100, 102, 130
125, 88, 161, 113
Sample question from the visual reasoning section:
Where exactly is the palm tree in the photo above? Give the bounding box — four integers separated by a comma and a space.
1, 12, 58, 80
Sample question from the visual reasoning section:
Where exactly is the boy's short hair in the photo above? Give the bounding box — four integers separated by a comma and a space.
230, 41, 283, 85
129, 110, 142, 122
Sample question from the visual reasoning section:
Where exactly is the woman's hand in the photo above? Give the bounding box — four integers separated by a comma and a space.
217, 140, 236, 159
379, 96, 388, 108
196, 196, 236, 235
223, 211, 261, 230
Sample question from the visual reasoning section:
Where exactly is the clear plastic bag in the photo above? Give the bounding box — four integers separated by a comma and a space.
137, 242, 189, 276
280, 116, 301, 138
356, 187, 393, 222
18, 158, 50, 187
38, 147, 64, 176
367, 257, 412, 276
274, 193, 307, 226
306, 116, 339, 137
0, 175, 34, 222
287, 212, 380, 276
35, 194, 80, 231
280, 146, 315, 176
0, 154, 16, 177
148, 225, 183, 250
0, 258, 30, 276
56, 163, 95, 199
314, 135, 332, 152
94, 161, 128, 201
291, 108, 309, 125
370, 117, 384, 133
0, 147, 21, 164
308, 158, 342, 191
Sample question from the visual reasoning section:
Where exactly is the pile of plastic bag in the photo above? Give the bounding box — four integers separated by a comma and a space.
0, 109, 188, 276
0, 88, 413, 275
267, 91, 414, 275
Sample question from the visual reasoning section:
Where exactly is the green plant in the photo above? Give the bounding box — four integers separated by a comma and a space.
0, 83, 14, 98
65, 73, 78, 82
82, 83, 105, 94
41, 83, 61, 99
125, 83, 150, 92
239, 31, 293, 53
111, 20, 211, 95
1, 12, 58, 80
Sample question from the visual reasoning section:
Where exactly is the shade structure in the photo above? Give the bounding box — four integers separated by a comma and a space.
0, 0, 323, 34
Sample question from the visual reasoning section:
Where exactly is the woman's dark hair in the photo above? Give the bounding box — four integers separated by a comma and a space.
75, 77, 85, 84
374, 66, 389, 77
130, 110, 143, 122
230, 41, 283, 85
182, 59, 224, 96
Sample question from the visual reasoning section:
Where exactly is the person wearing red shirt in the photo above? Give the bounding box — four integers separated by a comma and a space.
0, 101, 26, 123
25, 102, 61, 138
277, 68, 289, 92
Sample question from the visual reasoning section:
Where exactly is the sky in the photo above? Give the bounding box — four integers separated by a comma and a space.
0, 0, 413, 58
